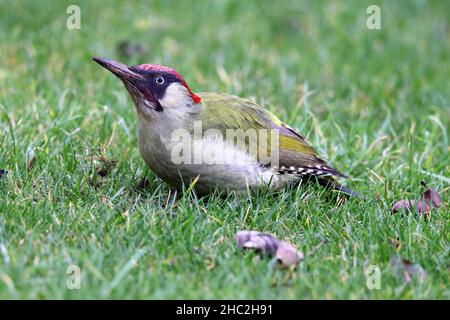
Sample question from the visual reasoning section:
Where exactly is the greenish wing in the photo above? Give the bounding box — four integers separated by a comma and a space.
198, 93, 344, 177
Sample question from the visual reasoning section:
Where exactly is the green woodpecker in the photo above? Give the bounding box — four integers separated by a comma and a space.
93, 57, 355, 196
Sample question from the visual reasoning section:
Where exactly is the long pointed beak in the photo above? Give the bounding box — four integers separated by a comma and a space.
92, 57, 143, 83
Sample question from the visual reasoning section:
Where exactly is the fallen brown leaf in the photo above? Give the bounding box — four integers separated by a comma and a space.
236, 230, 304, 267
276, 241, 304, 266
420, 181, 442, 208
95, 156, 118, 177
389, 237, 402, 250
392, 199, 431, 215
26, 147, 36, 171
392, 181, 443, 217
204, 256, 215, 271
101, 196, 110, 204
390, 255, 428, 284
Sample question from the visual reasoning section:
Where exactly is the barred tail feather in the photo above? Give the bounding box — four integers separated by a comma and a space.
276, 164, 347, 178
275, 164, 357, 197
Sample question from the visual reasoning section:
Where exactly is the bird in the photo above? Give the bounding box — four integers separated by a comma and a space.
93, 57, 356, 197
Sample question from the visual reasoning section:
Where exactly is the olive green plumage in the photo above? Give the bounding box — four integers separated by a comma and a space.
194, 92, 353, 195
198, 93, 342, 173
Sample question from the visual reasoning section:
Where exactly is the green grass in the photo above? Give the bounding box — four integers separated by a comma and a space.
0, 0, 449, 299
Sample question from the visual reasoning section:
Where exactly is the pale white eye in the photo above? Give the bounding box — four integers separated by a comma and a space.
155, 76, 164, 85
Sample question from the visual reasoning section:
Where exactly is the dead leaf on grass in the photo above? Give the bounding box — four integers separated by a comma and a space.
392, 181, 443, 217
95, 156, 118, 177
236, 230, 304, 267
392, 199, 431, 215
390, 255, 428, 284
420, 181, 442, 208
26, 147, 36, 170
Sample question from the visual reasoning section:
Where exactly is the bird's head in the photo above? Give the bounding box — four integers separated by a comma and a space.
93, 57, 202, 121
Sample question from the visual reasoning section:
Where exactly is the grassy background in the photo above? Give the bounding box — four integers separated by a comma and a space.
0, 0, 448, 299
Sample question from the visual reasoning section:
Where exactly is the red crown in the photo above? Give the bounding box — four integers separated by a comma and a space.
133, 64, 201, 104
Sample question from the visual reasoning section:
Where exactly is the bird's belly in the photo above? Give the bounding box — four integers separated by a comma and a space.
138, 129, 293, 193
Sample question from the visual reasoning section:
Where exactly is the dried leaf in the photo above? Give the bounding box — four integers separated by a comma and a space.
95, 156, 117, 177
101, 196, 110, 205
392, 199, 431, 215
276, 241, 304, 266
390, 255, 428, 284
26, 147, 36, 171
389, 237, 401, 250
236, 230, 303, 267
420, 181, 442, 208
392, 199, 415, 213
391, 181, 442, 217
204, 256, 215, 271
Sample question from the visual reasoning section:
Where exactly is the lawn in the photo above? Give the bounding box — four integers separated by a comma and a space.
0, 0, 448, 299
